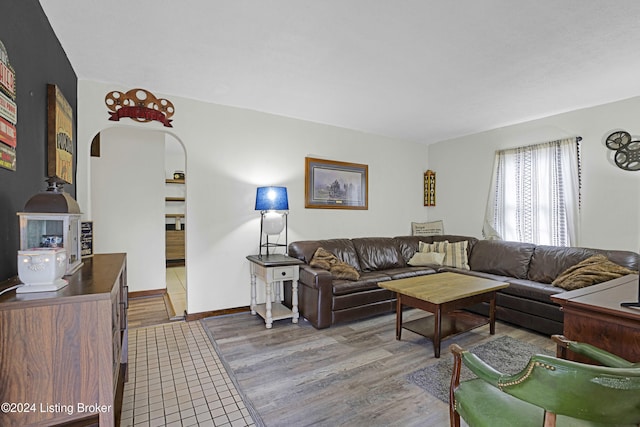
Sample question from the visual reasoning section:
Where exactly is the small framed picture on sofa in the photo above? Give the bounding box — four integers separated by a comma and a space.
305, 157, 368, 209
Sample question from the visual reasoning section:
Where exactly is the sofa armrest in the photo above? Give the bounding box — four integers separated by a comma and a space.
299, 265, 332, 289
298, 265, 334, 329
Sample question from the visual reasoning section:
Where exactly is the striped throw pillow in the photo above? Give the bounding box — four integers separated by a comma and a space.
418, 240, 448, 253
442, 240, 470, 270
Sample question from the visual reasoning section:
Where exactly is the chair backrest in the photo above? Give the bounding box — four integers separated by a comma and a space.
499, 354, 640, 424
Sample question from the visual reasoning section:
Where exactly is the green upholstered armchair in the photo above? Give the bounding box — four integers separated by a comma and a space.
449, 335, 640, 427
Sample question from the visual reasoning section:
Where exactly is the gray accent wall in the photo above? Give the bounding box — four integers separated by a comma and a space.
0, 0, 77, 280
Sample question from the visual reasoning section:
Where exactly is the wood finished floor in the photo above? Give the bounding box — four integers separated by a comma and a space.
128, 295, 174, 329
128, 296, 557, 426
203, 310, 556, 427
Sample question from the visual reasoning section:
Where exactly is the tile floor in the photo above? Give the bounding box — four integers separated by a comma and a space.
166, 266, 187, 319
120, 320, 256, 427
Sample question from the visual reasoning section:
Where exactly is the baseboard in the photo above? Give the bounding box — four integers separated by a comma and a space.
185, 306, 250, 321
128, 288, 167, 299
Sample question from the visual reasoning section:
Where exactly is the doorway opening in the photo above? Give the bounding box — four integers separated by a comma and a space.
90, 128, 187, 322
164, 136, 186, 319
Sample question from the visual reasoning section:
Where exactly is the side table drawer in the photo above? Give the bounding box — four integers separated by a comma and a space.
271, 266, 296, 280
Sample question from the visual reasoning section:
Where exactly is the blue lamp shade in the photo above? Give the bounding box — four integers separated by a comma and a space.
255, 186, 288, 211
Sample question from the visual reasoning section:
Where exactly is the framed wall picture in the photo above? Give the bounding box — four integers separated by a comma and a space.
47, 84, 74, 184
305, 157, 368, 209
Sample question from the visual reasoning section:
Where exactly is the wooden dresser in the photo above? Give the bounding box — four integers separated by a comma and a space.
551, 274, 640, 363
0, 253, 128, 426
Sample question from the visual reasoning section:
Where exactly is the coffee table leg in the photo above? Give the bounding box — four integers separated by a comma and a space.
396, 295, 402, 340
489, 294, 496, 335
434, 306, 442, 358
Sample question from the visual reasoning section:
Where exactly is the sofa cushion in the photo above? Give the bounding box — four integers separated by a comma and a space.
352, 237, 405, 272
502, 278, 564, 304
384, 266, 438, 279
332, 271, 391, 296
408, 251, 445, 266
528, 245, 640, 284
469, 240, 535, 279
438, 267, 511, 283
551, 254, 637, 290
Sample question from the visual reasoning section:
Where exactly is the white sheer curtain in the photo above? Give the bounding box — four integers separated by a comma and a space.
483, 137, 581, 246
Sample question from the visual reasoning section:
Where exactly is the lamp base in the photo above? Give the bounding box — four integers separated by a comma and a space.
16, 278, 69, 293
259, 211, 288, 257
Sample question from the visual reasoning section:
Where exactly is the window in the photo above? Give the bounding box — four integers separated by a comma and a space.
483, 137, 581, 246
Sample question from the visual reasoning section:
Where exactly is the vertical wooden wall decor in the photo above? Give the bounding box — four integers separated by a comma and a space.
424, 170, 436, 206
0, 39, 17, 171
47, 84, 74, 183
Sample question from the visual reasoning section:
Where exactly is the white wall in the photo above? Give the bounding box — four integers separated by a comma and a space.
90, 127, 166, 292
427, 96, 640, 252
77, 80, 429, 314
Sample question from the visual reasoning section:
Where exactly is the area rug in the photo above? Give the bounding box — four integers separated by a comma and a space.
406, 335, 553, 403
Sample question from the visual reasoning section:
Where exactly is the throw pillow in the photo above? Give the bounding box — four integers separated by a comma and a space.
442, 240, 470, 270
552, 254, 637, 290
418, 240, 448, 253
408, 251, 446, 266
309, 247, 360, 281
412, 220, 444, 236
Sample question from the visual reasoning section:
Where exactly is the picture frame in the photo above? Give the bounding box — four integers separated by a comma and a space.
305, 157, 368, 209
47, 84, 74, 184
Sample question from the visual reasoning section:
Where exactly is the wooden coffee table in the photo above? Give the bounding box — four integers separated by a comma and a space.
379, 272, 509, 357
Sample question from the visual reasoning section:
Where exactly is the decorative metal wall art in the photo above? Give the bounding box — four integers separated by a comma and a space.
0, 39, 17, 171
605, 131, 640, 171
105, 88, 174, 127
424, 170, 436, 206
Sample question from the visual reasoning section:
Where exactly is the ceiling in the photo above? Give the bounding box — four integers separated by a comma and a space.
39, 0, 640, 144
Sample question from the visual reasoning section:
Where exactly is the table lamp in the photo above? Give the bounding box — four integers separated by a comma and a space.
255, 186, 288, 257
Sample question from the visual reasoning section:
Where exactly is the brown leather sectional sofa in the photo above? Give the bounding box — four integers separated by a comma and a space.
286, 235, 639, 335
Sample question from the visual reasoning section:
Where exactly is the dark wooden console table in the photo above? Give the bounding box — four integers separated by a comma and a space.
551, 274, 640, 363
0, 253, 128, 426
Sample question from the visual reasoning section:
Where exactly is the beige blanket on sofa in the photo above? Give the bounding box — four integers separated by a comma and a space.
552, 254, 636, 291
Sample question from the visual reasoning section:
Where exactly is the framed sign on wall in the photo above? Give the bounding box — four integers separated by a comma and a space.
47, 84, 74, 183
424, 170, 436, 206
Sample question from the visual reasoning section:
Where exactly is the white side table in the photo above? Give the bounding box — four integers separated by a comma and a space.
246, 254, 303, 329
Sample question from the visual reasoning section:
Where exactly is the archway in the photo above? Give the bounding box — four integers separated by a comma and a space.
89, 126, 187, 320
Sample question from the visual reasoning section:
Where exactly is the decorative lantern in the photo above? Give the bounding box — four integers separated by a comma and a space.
17, 178, 83, 275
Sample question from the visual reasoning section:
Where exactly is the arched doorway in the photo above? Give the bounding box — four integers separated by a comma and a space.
90, 126, 187, 321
